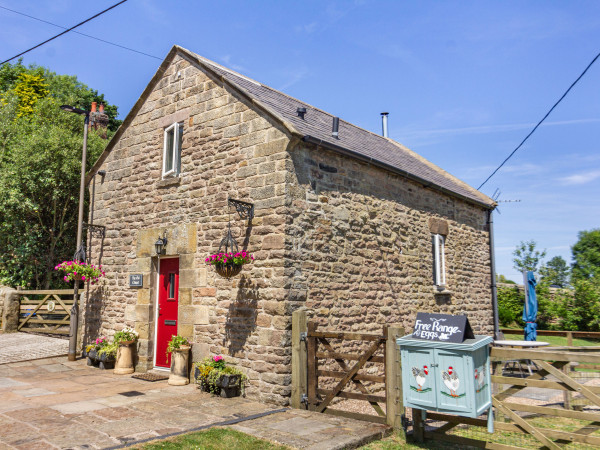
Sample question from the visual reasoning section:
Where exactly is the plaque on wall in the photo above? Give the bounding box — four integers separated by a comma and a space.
129, 274, 143, 288
411, 312, 474, 343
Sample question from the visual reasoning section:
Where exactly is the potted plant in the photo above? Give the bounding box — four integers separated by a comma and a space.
85, 337, 117, 370
205, 251, 254, 278
54, 260, 105, 285
113, 327, 139, 375
167, 335, 191, 385
194, 355, 247, 398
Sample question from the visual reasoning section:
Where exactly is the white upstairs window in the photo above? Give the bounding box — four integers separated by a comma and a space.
163, 122, 183, 177
433, 234, 446, 287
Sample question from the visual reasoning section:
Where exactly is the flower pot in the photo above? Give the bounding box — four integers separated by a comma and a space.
168, 346, 191, 386
114, 340, 136, 375
215, 264, 242, 278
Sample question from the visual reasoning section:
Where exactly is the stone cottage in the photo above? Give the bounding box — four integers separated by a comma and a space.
84, 45, 496, 405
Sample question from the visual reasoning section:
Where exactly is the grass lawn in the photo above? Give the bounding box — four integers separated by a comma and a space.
358, 431, 464, 449
134, 427, 290, 450
500, 330, 600, 347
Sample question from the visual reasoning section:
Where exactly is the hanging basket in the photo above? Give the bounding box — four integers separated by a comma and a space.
215, 264, 243, 278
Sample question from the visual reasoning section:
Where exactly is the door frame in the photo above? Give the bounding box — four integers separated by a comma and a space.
153, 256, 179, 370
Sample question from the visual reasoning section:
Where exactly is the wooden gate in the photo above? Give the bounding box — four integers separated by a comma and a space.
413, 346, 600, 449
306, 321, 388, 423
18, 289, 74, 335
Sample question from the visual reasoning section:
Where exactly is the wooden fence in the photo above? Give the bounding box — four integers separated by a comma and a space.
18, 289, 74, 335
415, 345, 600, 449
291, 310, 405, 431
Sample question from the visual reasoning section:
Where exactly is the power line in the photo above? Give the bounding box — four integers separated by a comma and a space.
1, 0, 130, 65
478, 50, 600, 190
0, 5, 161, 61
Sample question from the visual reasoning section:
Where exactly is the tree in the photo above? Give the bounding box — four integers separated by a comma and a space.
512, 240, 546, 275
540, 255, 570, 287
572, 229, 600, 282
0, 60, 121, 289
497, 274, 516, 284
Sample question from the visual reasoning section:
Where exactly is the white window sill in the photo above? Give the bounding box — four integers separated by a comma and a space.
433, 286, 452, 295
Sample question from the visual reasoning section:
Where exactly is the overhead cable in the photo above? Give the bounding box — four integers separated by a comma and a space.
478, 50, 600, 190
0, 5, 161, 61
1, 0, 129, 65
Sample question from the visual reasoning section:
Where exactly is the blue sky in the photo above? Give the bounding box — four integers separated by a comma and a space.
1, 0, 599, 282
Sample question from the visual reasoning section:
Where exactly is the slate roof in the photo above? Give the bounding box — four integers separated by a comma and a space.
91, 46, 494, 208
188, 49, 494, 208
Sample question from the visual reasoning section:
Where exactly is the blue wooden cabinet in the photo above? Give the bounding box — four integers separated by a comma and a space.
397, 335, 494, 432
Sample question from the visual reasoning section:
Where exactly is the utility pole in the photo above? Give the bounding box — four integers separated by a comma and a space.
60, 103, 107, 361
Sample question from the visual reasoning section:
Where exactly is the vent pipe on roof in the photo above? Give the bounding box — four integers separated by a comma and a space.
297, 107, 307, 119
332, 117, 339, 139
381, 112, 389, 138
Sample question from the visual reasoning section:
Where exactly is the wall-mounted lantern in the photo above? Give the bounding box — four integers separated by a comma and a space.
155, 233, 168, 255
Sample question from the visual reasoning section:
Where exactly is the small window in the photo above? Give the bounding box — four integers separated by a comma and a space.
168, 273, 175, 299
433, 234, 446, 287
163, 122, 183, 177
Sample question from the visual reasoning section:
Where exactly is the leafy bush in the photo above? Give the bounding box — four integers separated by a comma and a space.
497, 285, 523, 327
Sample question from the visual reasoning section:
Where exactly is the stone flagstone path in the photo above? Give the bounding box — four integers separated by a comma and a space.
0, 356, 389, 449
0, 333, 68, 364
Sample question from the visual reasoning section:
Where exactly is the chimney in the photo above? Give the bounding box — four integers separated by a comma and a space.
91, 102, 97, 113
332, 117, 339, 139
381, 112, 389, 138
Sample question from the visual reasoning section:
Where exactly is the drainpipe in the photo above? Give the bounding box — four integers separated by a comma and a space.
487, 209, 500, 339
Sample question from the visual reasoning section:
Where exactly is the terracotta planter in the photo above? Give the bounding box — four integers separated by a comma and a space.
168, 346, 191, 385
215, 264, 242, 278
114, 340, 136, 375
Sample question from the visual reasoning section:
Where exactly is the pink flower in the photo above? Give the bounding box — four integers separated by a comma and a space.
213, 355, 223, 362
63, 276, 68, 281
82, 276, 86, 281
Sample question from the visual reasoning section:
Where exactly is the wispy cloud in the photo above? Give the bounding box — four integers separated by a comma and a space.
398, 118, 600, 141
559, 169, 600, 185
294, 22, 318, 34
219, 55, 246, 73
277, 66, 310, 91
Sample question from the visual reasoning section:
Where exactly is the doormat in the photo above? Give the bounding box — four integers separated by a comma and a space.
131, 373, 169, 382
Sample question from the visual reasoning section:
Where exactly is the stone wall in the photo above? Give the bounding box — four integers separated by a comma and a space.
86, 53, 292, 404
284, 143, 494, 338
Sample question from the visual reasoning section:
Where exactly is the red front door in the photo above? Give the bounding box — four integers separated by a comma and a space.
156, 258, 179, 368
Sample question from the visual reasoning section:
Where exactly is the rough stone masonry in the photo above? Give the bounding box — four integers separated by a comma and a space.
85, 48, 494, 406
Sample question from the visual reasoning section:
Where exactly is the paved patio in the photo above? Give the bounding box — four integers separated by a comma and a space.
0, 333, 68, 364
0, 355, 389, 449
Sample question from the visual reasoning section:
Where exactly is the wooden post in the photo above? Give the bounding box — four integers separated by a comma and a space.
307, 321, 318, 411
567, 331, 573, 347
385, 324, 405, 435
291, 309, 308, 409
412, 408, 425, 442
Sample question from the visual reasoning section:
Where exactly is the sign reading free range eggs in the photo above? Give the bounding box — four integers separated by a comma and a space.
412, 312, 474, 343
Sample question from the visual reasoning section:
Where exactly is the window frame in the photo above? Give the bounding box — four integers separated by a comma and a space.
162, 122, 182, 178
433, 233, 446, 287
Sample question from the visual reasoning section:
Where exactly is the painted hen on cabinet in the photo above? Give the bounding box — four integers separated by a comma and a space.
411, 365, 429, 391
442, 366, 460, 397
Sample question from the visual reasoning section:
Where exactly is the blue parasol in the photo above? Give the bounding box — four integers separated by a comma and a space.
522, 271, 538, 341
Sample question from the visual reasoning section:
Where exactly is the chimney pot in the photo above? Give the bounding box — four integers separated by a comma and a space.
99, 104, 104, 113
332, 117, 339, 139
381, 112, 389, 138
91, 102, 97, 113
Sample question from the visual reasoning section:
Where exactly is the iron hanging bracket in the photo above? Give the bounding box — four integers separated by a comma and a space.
228, 198, 254, 221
